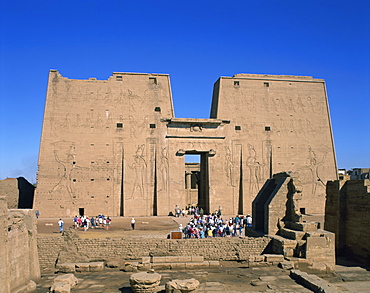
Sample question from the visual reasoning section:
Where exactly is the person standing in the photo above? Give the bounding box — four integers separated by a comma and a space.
58, 219, 64, 233
131, 218, 136, 230
35, 210, 40, 218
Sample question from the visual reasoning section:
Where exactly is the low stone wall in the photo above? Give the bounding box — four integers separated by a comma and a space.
0, 196, 40, 293
37, 234, 271, 270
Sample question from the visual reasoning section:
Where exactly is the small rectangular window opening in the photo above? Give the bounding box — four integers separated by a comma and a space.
234, 81, 240, 86
116, 76, 123, 81
265, 126, 271, 131
149, 77, 157, 85
235, 125, 241, 130
155, 107, 161, 112
264, 82, 270, 87
150, 124, 156, 128
116, 123, 123, 128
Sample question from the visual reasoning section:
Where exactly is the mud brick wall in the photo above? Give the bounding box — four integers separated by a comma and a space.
37, 237, 64, 269
325, 179, 370, 264
37, 235, 271, 270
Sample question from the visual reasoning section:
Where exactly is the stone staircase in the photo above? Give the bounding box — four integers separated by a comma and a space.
271, 220, 335, 273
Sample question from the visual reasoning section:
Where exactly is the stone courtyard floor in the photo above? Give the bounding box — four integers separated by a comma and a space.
36, 215, 370, 292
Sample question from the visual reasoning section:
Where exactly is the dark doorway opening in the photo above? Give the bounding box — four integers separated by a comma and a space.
79, 208, 84, 216
185, 152, 210, 214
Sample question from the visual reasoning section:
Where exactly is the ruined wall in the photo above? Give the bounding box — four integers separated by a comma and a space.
37, 235, 271, 270
0, 177, 35, 209
325, 179, 370, 264
0, 196, 40, 293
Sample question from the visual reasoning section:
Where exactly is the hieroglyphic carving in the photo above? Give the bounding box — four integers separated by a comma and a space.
246, 144, 262, 195
159, 147, 169, 191
129, 145, 147, 199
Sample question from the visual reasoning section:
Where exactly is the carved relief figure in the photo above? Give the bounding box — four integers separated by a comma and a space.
129, 145, 147, 199
308, 146, 327, 196
49, 141, 76, 200
139, 115, 149, 134
246, 144, 261, 195
159, 147, 169, 191
129, 115, 137, 138
225, 147, 235, 186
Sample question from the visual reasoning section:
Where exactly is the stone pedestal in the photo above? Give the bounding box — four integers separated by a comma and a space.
130, 270, 161, 293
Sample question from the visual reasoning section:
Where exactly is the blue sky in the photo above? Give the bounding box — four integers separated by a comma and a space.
0, 0, 369, 183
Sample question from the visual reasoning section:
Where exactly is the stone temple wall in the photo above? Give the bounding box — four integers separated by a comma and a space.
325, 179, 370, 265
0, 196, 40, 293
37, 234, 271, 270
34, 70, 337, 218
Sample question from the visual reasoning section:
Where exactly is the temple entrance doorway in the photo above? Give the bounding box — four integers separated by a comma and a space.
185, 152, 210, 214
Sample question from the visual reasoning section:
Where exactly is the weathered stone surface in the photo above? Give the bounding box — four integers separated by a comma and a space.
165, 278, 200, 293
185, 262, 209, 270
325, 179, 370, 266
51, 282, 71, 293
89, 261, 105, 272
130, 270, 161, 293
124, 262, 139, 272
278, 261, 294, 270
54, 273, 78, 288
264, 254, 284, 263
34, 71, 337, 218
290, 269, 342, 293
57, 263, 75, 273
0, 197, 40, 293
75, 263, 90, 272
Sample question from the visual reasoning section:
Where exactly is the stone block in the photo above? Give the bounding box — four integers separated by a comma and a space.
51, 282, 71, 293
152, 256, 167, 263
75, 263, 90, 272
185, 262, 209, 270
142, 257, 151, 264
151, 263, 171, 270
89, 261, 104, 272
278, 261, 294, 270
54, 273, 78, 287
123, 262, 138, 272
264, 254, 284, 263
191, 256, 204, 262
208, 261, 220, 269
57, 263, 75, 273
178, 256, 192, 263
165, 278, 200, 293
166, 256, 179, 263
170, 262, 186, 270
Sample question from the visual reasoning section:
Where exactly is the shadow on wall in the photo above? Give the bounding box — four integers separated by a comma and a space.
17, 177, 35, 208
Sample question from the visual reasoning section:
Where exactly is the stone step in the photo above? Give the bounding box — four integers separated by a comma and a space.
279, 227, 306, 240
285, 221, 319, 232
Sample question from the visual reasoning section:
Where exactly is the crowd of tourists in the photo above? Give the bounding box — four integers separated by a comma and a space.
73, 214, 112, 231
179, 207, 252, 238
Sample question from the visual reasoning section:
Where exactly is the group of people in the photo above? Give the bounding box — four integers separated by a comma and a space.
73, 214, 112, 231
180, 212, 252, 238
